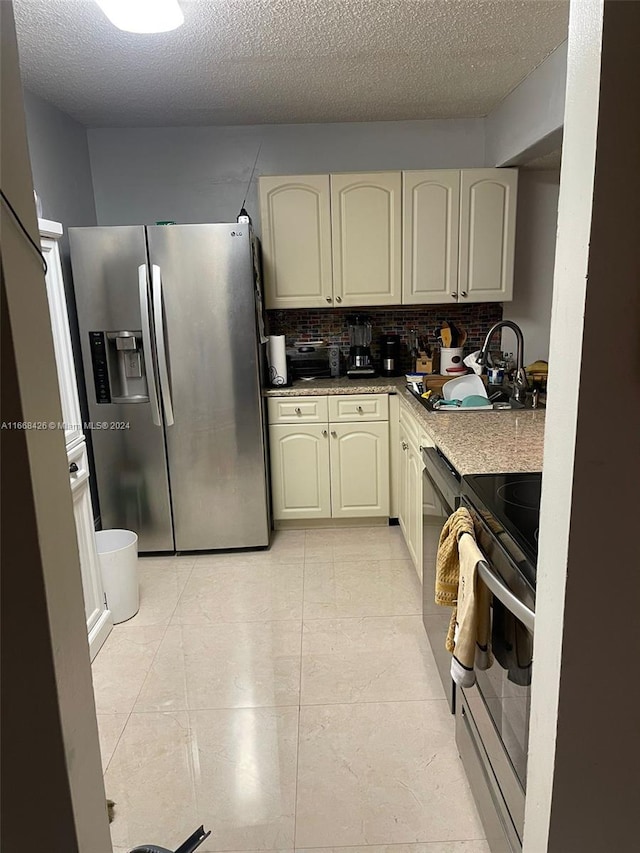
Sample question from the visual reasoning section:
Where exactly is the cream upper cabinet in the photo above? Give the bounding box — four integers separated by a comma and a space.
259, 175, 333, 309
329, 422, 390, 518
458, 169, 518, 303
402, 170, 460, 305
269, 423, 331, 520
330, 172, 402, 307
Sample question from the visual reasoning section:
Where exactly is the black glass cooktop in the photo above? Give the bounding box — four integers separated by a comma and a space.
462, 472, 542, 576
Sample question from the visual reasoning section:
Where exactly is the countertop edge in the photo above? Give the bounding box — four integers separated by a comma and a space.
262, 378, 545, 475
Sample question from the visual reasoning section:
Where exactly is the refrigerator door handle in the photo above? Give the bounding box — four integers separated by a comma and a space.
138, 264, 162, 426
152, 264, 175, 426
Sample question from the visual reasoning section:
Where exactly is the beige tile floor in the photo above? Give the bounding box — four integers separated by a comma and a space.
93, 527, 488, 853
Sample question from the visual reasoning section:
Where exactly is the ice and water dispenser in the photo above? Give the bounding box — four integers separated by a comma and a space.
89, 330, 150, 404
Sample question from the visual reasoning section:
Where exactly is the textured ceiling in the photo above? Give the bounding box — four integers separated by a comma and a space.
14, 0, 569, 127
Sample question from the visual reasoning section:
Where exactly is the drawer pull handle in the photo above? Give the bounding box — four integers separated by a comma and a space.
322, 429, 328, 437
295, 407, 302, 415
331, 430, 337, 438
69, 462, 79, 474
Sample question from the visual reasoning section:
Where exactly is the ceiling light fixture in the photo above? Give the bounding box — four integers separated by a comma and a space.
96, 0, 184, 33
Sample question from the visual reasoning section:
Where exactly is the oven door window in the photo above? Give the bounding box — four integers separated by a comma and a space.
472, 597, 533, 791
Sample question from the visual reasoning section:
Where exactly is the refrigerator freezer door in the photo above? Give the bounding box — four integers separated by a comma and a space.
147, 224, 270, 551
69, 226, 174, 552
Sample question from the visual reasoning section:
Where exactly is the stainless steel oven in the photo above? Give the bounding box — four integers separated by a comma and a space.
456, 486, 537, 853
422, 457, 539, 853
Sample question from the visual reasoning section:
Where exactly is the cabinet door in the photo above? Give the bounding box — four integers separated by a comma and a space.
259, 175, 333, 309
70, 454, 112, 660
329, 422, 389, 518
458, 169, 518, 303
406, 440, 424, 579
331, 172, 401, 306
398, 423, 409, 536
41, 236, 83, 449
402, 170, 460, 305
419, 432, 441, 518
269, 424, 331, 520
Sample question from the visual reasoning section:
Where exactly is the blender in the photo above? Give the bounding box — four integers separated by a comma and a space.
347, 315, 377, 378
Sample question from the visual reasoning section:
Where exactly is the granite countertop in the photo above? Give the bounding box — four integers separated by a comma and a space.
396, 387, 545, 475
263, 377, 545, 474
263, 377, 404, 396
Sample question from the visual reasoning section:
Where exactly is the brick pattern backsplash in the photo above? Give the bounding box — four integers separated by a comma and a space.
266, 303, 503, 373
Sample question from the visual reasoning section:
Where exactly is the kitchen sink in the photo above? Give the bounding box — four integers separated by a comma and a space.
407, 386, 537, 412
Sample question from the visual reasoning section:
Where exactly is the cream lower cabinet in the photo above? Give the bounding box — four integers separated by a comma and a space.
268, 394, 390, 521
329, 423, 389, 518
398, 425, 424, 577
397, 398, 444, 582
269, 424, 332, 520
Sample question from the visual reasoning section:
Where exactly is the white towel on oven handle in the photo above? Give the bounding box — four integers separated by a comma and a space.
450, 532, 493, 688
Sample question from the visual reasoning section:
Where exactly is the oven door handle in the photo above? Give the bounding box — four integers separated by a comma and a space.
477, 560, 535, 633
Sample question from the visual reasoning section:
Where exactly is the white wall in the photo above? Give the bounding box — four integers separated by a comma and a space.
87, 118, 485, 231
502, 171, 560, 362
485, 41, 567, 167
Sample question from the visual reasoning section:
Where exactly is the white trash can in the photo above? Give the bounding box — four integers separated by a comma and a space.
96, 529, 139, 624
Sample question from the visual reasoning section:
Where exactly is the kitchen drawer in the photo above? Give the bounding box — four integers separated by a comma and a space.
328, 394, 389, 422
267, 395, 329, 424
68, 441, 90, 493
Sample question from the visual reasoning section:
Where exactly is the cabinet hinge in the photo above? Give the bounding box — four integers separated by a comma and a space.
104, 593, 108, 609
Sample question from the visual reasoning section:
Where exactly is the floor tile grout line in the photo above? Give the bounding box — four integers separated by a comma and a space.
101, 556, 197, 783
110, 558, 194, 730
99, 562, 183, 776
122, 695, 449, 715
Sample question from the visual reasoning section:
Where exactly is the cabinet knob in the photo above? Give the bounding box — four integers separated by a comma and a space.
451, 292, 458, 299
295, 407, 302, 415
402, 441, 408, 451
69, 461, 79, 474
461, 291, 468, 298
322, 429, 328, 437
336, 296, 342, 303
331, 430, 337, 438
357, 405, 363, 413
326, 296, 332, 303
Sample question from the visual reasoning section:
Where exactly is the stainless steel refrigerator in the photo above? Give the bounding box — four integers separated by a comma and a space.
69, 224, 270, 553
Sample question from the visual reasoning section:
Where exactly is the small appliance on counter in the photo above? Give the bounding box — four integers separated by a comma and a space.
347, 314, 377, 378
286, 341, 333, 380
380, 334, 401, 376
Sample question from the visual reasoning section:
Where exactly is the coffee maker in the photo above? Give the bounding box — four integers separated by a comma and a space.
380, 334, 401, 376
347, 315, 377, 378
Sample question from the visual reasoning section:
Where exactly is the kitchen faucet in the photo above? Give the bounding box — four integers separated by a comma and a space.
476, 320, 528, 404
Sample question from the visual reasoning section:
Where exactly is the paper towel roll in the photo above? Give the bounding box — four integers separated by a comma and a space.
267, 335, 288, 386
